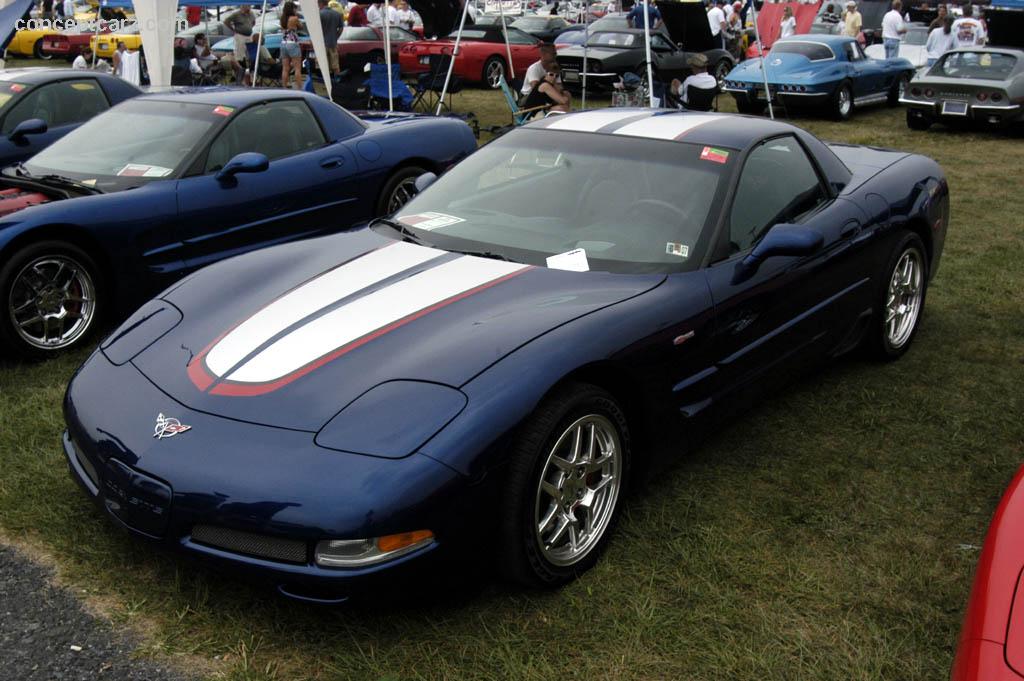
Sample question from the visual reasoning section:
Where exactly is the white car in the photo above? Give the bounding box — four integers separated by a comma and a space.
866, 25, 930, 68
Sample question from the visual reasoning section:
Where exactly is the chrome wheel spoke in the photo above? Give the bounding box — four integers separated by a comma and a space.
9, 254, 95, 351
17, 315, 43, 329
538, 505, 559, 535
540, 480, 561, 501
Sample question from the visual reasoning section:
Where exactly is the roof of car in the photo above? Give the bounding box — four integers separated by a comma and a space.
945, 45, 1024, 56
140, 87, 322, 107
0, 68, 120, 84
525, 109, 798, 150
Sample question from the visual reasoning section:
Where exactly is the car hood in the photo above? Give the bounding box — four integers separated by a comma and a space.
558, 45, 636, 61
130, 229, 664, 432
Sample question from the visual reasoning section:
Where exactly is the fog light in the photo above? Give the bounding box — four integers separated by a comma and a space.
315, 530, 434, 568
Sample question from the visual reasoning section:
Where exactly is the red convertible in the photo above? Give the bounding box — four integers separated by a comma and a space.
336, 25, 422, 69
398, 26, 542, 88
950, 464, 1024, 681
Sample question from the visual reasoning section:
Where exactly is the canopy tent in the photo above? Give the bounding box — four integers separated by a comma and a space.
0, 0, 34, 54
98, 0, 331, 93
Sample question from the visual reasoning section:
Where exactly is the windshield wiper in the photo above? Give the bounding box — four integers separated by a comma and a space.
38, 174, 101, 195
371, 217, 433, 247
445, 248, 514, 262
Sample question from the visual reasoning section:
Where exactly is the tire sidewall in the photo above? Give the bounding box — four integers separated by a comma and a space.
503, 383, 631, 586
873, 231, 928, 359
832, 81, 853, 120
375, 165, 427, 217
0, 240, 103, 359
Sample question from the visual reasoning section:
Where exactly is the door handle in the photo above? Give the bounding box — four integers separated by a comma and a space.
840, 220, 861, 239
320, 156, 346, 169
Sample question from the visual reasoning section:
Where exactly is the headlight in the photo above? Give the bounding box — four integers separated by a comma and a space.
315, 530, 434, 567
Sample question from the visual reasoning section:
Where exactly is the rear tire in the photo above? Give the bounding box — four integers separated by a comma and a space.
831, 82, 853, 120
713, 59, 732, 87
868, 231, 928, 360
482, 56, 506, 89
0, 240, 103, 360
33, 39, 53, 61
376, 165, 427, 216
888, 72, 910, 106
736, 97, 765, 115
906, 108, 932, 130
498, 383, 630, 587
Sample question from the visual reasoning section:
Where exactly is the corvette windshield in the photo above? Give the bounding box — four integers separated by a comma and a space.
587, 32, 638, 47
22, 99, 224, 191
932, 52, 1016, 80
771, 41, 834, 61
386, 129, 731, 274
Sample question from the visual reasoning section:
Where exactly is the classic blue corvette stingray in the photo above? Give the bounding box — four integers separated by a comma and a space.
0, 68, 140, 168
723, 35, 915, 120
0, 89, 476, 357
64, 110, 949, 600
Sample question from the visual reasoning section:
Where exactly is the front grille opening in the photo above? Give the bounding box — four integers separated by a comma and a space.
191, 525, 307, 565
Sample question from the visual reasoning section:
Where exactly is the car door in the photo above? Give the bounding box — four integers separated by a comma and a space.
174, 99, 360, 270
847, 40, 888, 97
703, 134, 866, 404
0, 78, 111, 166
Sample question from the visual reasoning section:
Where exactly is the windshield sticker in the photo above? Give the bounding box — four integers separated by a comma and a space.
546, 248, 590, 272
70, 82, 96, 91
9, 83, 25, 93
212, 105, 235, 116
666, 242, 690, 258
397, 212, 465, 231
82, 179, 97, 186
700, 146, 730, 164
117, 164, 173, 178
979, 53, 992, 67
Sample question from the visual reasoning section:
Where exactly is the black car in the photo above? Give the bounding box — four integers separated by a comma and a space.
511, 15, 578, 42
556, 28, 735, 91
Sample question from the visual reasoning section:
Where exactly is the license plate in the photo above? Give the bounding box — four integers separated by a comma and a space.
942, 100, 968, 116
562, 69, 579, 83
99, 43, 109, 50
418, 55, 430, 65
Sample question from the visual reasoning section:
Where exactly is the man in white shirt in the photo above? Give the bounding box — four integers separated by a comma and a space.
521, 44, 558, 96
63, 0, 75, 22
386, 0, 399, 25
707, 0, 726, 50
670, 53, 717, 107
881, 0, 906, 59
72, 47, 92, 69
367, 1, 383, 26
951, 3, 986, 47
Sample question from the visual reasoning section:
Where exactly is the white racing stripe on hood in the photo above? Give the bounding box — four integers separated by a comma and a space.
206, 242, 444, 377
543, 109, 655, 133
612, 114, 719, 140
225, 256, 529, 384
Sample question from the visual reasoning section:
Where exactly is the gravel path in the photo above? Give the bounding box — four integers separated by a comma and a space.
0, 544, 189, 681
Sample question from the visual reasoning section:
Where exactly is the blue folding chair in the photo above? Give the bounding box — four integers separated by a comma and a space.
498, 75, 551, 125
367, 62, 413, 110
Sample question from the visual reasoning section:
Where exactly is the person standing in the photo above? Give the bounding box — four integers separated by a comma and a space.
928, 3, 947, 31
348, 2, 369, 26
779, 5, 796, 38
881, 0, 906, 59
112, 41, 126, 77
925, 15, 953, 66
40, 0, 54, 21
367, 1, 383, 27
319, 0, 343, 78
627, 0, 661, 30
396, 1, 415, 30
386, 0, 400, 26
224, 4, 256, 78
707, 0, 727, 49
951, 4, 986, 48
842, 1, 862, 37
280, 1, 305, 89
62, 0, 74, 23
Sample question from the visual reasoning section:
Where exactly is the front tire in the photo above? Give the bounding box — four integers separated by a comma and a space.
831, 81, 853, 120
888, 72, 910, 106
498, 383, 630, 587
482, 56, 506, 89
906, 108, 932, 130
713, 59, 732, 87
869, 231, 928, 360
376, 165, 427, 216
0, 240, 102, 359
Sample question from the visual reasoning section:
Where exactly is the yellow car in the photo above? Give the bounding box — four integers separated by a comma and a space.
91, 23, 143, 59
7, 26, 56, 59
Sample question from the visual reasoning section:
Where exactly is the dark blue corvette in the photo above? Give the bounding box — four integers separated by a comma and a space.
0, 68, 140, 167
64, 110, 949, 600
0, 88, 476, 357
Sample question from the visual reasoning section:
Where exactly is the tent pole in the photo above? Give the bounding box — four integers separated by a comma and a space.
435, 0, 470, 115
749, 0, 773, 119
253, 0, 269, 86
496, 0, 512, 81
92, 0, 101, 68
581, 0, 589, 108
383, 0, 393, 110
642, 0, 654, 107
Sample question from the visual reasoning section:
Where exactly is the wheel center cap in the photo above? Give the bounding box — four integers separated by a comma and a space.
37, 287, 63, 314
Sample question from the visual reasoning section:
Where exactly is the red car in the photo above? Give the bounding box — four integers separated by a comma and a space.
42, 28, 110, 61
399, 26, 542, 88
951, 464, 1024, 681
336, 25, 422, 69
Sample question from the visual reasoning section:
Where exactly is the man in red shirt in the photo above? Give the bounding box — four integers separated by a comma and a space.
348, 3, 369, 26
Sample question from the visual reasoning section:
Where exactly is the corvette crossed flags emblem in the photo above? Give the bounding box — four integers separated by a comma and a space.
153, 413, 191, 440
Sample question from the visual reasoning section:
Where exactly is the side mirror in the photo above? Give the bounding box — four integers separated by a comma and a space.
736, 224, 823, 280
414, 171, 437, 193
9, 118, 47, 142
215, 152, 269, 182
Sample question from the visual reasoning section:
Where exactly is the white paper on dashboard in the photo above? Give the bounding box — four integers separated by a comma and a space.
545, 248, 589, 272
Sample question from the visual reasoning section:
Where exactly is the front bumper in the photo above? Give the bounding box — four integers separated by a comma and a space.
901, 97, 1024, 126
63, 350, 476, 602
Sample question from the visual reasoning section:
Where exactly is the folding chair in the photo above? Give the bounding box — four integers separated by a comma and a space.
685, 84, 718, 112
367, 62, 414, 111
411, 52, 461, 113
499, 75, 551, 125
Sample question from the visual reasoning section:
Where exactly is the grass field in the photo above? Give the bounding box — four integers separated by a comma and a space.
1, 75, 1023, 681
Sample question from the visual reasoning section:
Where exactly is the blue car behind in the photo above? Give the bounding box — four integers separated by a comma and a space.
723, 35, 915, 120
0, 88, 477, 358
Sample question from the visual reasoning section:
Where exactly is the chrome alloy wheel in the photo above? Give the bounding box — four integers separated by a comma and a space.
885, 248, 923, 349
387, 176, 419, 213
486, 59, 505, 88
9, 255, 96, 350
534, 414, 622, 567
838, 86, 852, 117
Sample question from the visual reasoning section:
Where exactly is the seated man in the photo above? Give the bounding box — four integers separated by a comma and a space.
522, 59, 572, 117
242, 33, 281, 85
669, 53, 717, 109
521, 43, 559, 103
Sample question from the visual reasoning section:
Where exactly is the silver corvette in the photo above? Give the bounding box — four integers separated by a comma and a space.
901, 47, 1024, 129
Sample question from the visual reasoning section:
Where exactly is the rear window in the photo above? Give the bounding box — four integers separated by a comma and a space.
589, 32, 637, 47
771, 41, 834, 61
449, 29, 487, 39
341, 26, 378, 40
932, 51, 1017, 80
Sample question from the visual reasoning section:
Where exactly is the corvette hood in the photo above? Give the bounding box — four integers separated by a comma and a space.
557, 45, 636, 62
131, 230, 664, 432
